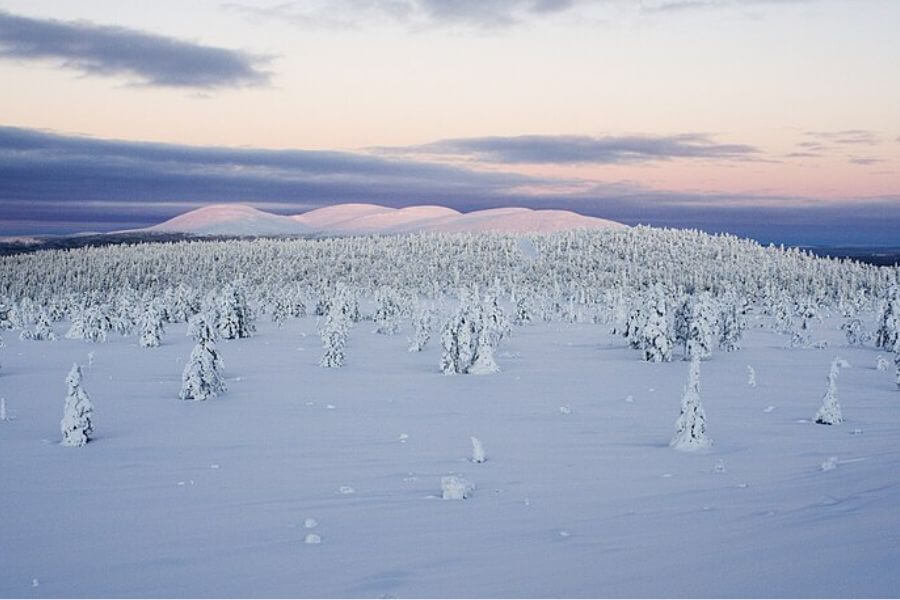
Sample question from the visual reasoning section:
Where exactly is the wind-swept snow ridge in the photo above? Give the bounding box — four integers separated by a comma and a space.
142, 203, 625, 236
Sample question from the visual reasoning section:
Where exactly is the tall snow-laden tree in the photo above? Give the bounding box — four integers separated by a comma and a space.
408, 302, 433, 352
875, 286, 899, 352
718, 296, 747, 352
138, 302, 165, 348
61, 363, 94, 447
685, 292, 717, 361
894, 349, 900, 390
513, 294, 533, 326
671, 357, 710, 450
373, 286, 401, 335
440, 289, 481, 375
841, 317, 865, 346
179, 314, 225, 401
814, 357, 846, 425
790, 300, 818, 348
319, 304, 348, 368
640, 288, 673, 362
217, 284, 255, 340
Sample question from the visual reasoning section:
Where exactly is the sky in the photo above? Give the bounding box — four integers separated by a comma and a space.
0, 0, 898, 245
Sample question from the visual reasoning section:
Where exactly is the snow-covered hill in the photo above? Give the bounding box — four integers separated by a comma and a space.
140, 203, 625, 236
146, 204, 313, 236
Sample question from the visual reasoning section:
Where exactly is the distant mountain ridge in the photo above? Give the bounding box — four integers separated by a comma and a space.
141, 203, 627, 236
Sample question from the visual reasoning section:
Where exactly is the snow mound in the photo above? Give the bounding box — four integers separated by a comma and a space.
138, 203, 625, 237
147, 204, 312, 236
441, 475, 474, 500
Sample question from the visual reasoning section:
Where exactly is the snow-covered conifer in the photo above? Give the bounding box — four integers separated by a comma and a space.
747, 365, 756, 387
841, 317, 865, 346
408, 302, 433, 352
138, 303, 165, 348
66, 305, 112, 343
319, 303, 349, 368
179, 314, 225, 401
19, 310, 56, 341
60, 363, 94, 447
0, 397, 7, 421
814, 357, 846, 425
790, 300, 818, 348
373, 286, 401, 335
513, 294, 533, 326
622, 304, 646, 350
468, 322, 500, 374
671, 357, 710, 450
894, 350, 900, 390
718, 296, 746, 351
640, 289, 673, 362
685, 292, 717, 361
217, 284, 255, 340
874, 286, 899, 351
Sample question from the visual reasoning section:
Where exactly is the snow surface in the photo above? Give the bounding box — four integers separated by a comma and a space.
136, 203, 625, 237
2, 314, 900, 597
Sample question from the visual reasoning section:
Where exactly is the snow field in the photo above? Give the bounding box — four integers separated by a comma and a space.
1, 313, 899, 597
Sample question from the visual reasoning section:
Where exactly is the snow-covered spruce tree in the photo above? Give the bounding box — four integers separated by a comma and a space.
217, 284, 255, 340
685, 292, 717, 361
718, 296, 747, 352
640, 289, 673, 362
61, 363, 94, 447
747, 365, 757, 387
673, 294, 692, 350
468, 318, 500, 374
65, 304, 112, 343
179, 314, 226, 401
841, 317, 865, 346
0, 397, 7, 422
671, 356, 710, 450
440, 289, 480, 375
319, 301, 349, 368
874, 286, 899, 352
622, 304, 646, 350
471, 437, 486, 463
814, 357, 846, 425
482, 291, 511, 346
408, 302, 433, 352
513, 294, 533, 326
373, 286, 401, 335
19, 310, 56, 341
138, 302, 165, 348
790, 299, 818, 348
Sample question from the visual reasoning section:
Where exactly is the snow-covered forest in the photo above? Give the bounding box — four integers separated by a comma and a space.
2, 227, 899, 597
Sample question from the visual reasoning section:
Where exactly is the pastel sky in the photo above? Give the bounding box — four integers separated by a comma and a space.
1, 0, 898, 244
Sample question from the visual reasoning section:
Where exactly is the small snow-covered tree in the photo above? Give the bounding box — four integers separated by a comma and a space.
790, 300, 818, 348
841, 317, 865, 346
66, 304, 112, 343
622, 304, 646, 350
0, 397, 7, 421
671, 357, 710, 450
718, 296, 746, 352
513, 294, 533, 326
217, 284, 255, 340
440, 290, 479, 375
685, 292, 717, 361
60, 363, 94, 447
814, 357, 846, 425
468, 321, 500, 374
640, 289, 673, 362
408, 302, 433, 352
373, 286, 401, 335
138, 302, 165, 348
874, 286, 899, 352
747, 365, 756, 387
179, 314, 225, 401
319, 303, 349, 368
19, 310, 56, 341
